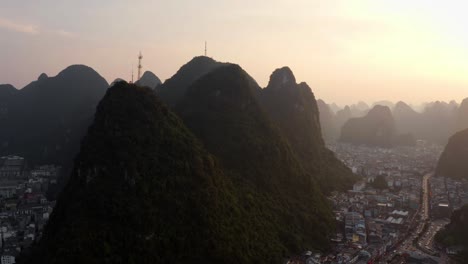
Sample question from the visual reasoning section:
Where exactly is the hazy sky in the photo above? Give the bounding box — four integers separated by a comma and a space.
1, 0, 468, 106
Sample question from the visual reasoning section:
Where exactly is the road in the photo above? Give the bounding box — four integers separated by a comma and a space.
421, 173, 430, 221
383, 173, 437, 263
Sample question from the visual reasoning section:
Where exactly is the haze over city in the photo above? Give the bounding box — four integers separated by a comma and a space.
2, 0, 468, 105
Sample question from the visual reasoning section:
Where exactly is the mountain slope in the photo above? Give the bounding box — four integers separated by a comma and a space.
0, 84, 17, 119
436, 128, 468, 180
0, 84, 17, 98
260, 67, 357, 193
393, 101, 421, 135
335, 105, 352, 132
22, 82, 255, 264
176, 64, 334, 253
419, 101, 456, 144
456, 98, 468, 132
317, 99, 338, 142
0, 65, 108, 165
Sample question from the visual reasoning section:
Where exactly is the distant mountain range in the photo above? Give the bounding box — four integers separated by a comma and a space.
319, 98, 468, 146
340, 105, 398, 147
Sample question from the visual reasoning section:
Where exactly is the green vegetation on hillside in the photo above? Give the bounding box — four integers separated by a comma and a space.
22, 80, 338, 264
22, 82, 260, 263
176, 64, 334, 254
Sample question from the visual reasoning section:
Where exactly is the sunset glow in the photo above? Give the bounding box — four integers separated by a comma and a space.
1, 0, 468, 105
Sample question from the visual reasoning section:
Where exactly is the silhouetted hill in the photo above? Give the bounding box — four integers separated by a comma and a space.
317, 99, 338, 142
135, 71, 161, 90
21, 82, 261, 263
419, 101, 456, 144
336, 105, 352, 131
157, 56, 227, 106
436, 128, 468, 179
340, 105, 396, 147
260, 67, 358, 193
329, 102, 340, 113
456, 98, 468, 132
110, 78, 125, 86
356, 101, 370, 111
372, 100, 394, 109
393, 101, 421, 135
349, 101, 369, 117
0, 84, 17, 119
435, 205, 468, 260
0, 65, 108, 165
0, 84, 17, 98
392, 100, 460, 144
176, 64, 334, 254
37, 73, 48, 81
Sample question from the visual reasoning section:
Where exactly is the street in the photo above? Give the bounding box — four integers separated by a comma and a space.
383, 173, 451, 263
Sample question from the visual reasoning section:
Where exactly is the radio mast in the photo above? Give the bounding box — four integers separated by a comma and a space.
205, 41, 207, 57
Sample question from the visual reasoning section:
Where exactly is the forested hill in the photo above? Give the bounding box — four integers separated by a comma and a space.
21, 82, 250, 263
21, 80, 336, 263
176, 64, 334, 253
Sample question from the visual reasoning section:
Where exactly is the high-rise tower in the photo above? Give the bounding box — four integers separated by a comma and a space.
137, 52, 143, 80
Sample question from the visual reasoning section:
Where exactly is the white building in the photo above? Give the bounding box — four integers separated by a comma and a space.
1, 255, 15, 264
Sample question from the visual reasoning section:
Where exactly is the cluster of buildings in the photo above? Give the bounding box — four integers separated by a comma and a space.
286, 142, 443, 264
0, 156, 59, 264
430, 176, 468, 220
